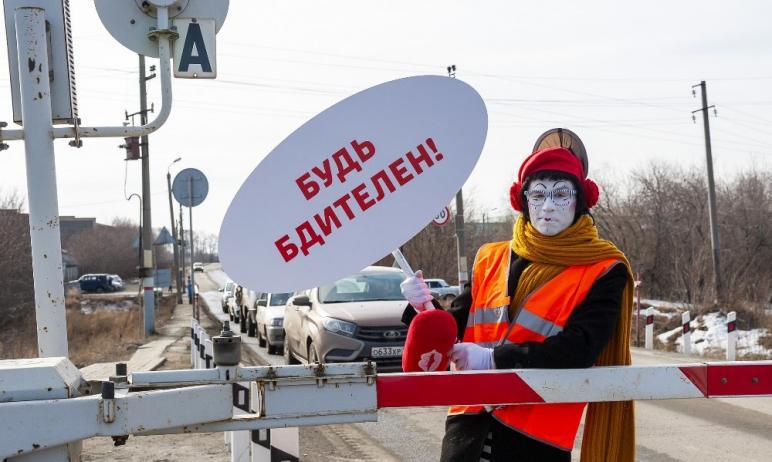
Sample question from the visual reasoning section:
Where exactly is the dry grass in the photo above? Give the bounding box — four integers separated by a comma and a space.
0, 292, 176, 368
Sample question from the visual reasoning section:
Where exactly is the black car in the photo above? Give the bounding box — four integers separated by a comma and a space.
78, 274, 118, 293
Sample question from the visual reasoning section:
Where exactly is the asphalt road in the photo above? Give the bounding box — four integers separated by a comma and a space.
198, 264, 772, 461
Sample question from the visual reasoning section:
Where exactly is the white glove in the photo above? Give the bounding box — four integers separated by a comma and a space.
400, 270, 434, 312
449, 343, 495, 371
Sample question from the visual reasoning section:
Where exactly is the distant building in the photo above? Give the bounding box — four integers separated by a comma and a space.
0, 210, 101, 282
59, 216, 97, 244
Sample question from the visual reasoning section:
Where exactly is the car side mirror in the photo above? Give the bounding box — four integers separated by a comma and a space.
218, 288, 224, 292
294, 295, 311, 307
257, 300, 267, 307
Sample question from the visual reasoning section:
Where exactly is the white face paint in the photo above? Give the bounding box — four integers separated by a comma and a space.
526, 179, 577, 236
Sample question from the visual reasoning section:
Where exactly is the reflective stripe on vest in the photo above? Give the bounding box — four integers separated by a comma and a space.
449, 241, 620, 450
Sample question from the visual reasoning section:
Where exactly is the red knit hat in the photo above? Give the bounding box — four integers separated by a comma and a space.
509, 146, 599, 211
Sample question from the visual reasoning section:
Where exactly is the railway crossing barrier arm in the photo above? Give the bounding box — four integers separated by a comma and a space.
0, 384, 232, 460
1, 359, 770, 459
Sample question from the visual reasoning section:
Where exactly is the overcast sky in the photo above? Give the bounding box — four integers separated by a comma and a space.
1, 1, 770, 236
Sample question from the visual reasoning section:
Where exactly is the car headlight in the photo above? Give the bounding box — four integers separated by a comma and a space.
322, 318, 356, 337
270, 318, 283, 327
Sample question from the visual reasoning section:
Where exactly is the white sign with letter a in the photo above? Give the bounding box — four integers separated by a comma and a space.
173, 18, 216, 78
219, 76, 487, 292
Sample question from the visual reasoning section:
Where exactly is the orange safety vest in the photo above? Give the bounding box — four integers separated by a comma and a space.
449, 241, 619, 451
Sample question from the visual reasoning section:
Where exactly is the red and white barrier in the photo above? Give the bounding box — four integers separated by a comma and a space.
682, 311, 691, 355
727, 311, 737, 361
375, 362, 772, 408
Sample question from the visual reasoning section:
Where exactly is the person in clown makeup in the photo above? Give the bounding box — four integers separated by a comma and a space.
401, 129, 636, 462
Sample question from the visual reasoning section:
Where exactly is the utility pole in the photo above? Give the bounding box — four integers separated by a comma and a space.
188, 177, 197, 320
447, 64, 469, 286
139, 55, 156, 335
179, 205, 187, 302
692, 81, 722, 304
167, 157, 183, 304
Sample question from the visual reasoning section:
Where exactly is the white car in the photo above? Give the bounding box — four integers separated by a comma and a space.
220, 280, 236, 313
109, 274, 124, 291
227, 294, 240, 324
424, 278, 460, 303
254, 292, 292, 355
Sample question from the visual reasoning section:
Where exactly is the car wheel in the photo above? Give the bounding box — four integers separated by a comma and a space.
222, 304, 228, 314
284, 341, 299, 365
247, 319, 256, 338
308, 342, 320, 364
239, 314, 247, 333
229, 312, 234, 322
96, 287, 104, 294
257, 325, 266, 347
267, 342, 277, 355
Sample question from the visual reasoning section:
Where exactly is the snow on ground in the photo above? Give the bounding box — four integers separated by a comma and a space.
640, 298, 692, 311
657, 311, 771, 358
79, 299, 135, 314
645, 307, 679, 319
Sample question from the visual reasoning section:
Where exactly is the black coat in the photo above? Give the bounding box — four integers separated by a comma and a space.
402, 251, 628, 370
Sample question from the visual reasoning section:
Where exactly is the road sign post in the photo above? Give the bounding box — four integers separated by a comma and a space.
173, 168, 209, 321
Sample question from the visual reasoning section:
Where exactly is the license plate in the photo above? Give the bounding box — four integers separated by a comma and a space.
370, 346, 404, 358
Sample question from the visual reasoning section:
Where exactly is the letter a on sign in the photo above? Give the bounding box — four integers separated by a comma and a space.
173, 19, 217, 78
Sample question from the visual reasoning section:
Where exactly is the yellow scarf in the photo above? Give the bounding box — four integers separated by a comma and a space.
511, 214, 636, 462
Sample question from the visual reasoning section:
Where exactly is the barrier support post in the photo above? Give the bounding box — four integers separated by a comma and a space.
727, 311, 737, 361
682, 311, 691, 356
645, 307, 654, 350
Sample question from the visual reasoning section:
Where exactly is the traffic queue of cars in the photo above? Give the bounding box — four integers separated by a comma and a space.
222, 266, 438, 372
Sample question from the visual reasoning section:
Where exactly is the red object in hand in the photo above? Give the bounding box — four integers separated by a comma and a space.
402, 309, 458, 372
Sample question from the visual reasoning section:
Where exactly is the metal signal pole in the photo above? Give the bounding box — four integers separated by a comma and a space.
447, 64, 469, 286
179, 205, 187, 302
167, 157, 182, 304
692, 81, 722, 303
14, 8, 68, 357
139, 55, 156, 335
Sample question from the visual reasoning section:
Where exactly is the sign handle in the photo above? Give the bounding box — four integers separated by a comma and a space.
392, 249, 435, 311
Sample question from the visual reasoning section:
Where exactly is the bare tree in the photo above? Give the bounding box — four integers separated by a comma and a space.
67, 220, 140, 278
0, 190, 34, 328
594, 162, 771, 318
375, 194, 514, 285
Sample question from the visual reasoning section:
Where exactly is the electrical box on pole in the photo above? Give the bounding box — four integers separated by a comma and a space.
121, 136, 141, 160
3, 0, 78, 127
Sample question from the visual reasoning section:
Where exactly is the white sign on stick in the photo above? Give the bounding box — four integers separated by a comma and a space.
219, 76, 487, 292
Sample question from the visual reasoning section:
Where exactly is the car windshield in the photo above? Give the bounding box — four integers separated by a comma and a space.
269, 293, 292, 306
318, 271, 406, 303
225, 282, 234, 292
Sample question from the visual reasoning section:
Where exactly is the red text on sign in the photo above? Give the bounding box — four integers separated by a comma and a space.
276, 138, 443, 262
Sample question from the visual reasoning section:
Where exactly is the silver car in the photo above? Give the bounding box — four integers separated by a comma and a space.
283, 266, 408, 372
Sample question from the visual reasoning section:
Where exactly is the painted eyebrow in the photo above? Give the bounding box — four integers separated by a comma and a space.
553, 180, 570, 188
530, 182, 548, 190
